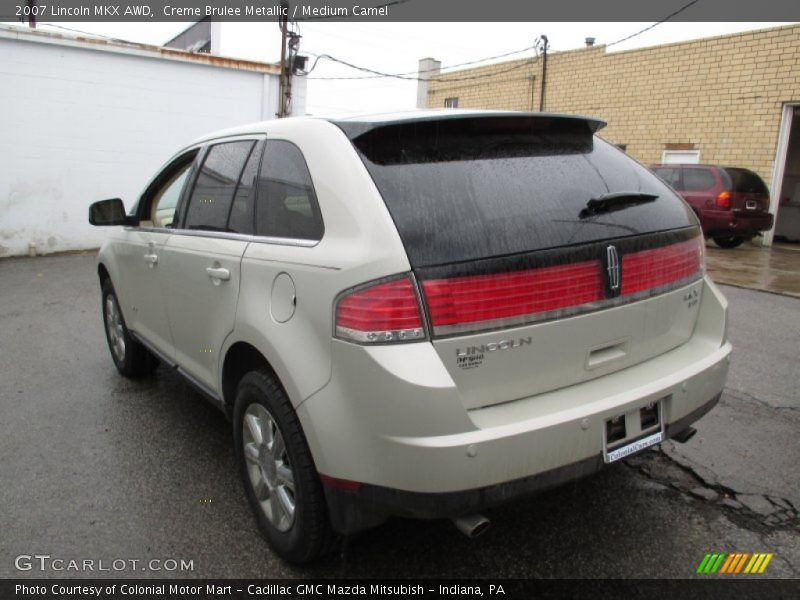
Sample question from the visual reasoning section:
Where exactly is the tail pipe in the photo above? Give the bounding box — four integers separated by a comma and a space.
451, 514, 490, 538
672, 426, 697, 444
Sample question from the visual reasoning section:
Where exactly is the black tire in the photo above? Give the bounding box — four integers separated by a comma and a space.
713, 235, 745, 249
233, 370, 334, 563
101, 278, 158, 377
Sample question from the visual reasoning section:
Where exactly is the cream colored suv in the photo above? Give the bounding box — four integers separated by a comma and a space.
90, 111, 731, 563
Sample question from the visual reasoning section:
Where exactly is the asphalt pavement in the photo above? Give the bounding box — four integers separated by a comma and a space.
0, 252, 797, 579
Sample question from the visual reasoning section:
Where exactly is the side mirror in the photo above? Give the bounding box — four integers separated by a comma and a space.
89, 198, 138, 226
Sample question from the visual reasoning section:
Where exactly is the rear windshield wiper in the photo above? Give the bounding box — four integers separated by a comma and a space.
579, 192, 658, 219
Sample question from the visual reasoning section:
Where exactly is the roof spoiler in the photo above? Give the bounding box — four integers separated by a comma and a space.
333, 112, 606, 140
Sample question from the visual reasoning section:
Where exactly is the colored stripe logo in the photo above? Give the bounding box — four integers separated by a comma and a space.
697, 552, 773, 574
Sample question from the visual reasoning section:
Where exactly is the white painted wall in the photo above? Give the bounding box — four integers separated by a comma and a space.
0, 30, 304, 257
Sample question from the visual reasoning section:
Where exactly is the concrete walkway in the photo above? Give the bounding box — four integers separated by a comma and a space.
705, 241, 800, 298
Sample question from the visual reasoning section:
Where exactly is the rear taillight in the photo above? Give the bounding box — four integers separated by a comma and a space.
335, 275, 426, 343
716, 191, 731, 209
421, 261, 604, 333
621, 237, 704, 296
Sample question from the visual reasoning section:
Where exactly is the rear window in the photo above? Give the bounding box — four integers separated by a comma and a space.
348, 117, 695, 267
722, 168, 769, 195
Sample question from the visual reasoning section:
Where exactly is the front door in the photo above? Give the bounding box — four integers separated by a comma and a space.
115, 151, 198, 361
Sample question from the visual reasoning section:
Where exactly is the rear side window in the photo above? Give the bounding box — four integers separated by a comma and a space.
681, 168, 716, 191
349, 117, 695, 267
722, 168, 769, 195
653, 167, 680, 189
183, 141, 255, 231
255, 140, 324, 241
227, 142, 262, 235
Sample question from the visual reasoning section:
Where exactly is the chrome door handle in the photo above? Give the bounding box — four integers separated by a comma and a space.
144, 253, 158, 266
205, 267, 231, 281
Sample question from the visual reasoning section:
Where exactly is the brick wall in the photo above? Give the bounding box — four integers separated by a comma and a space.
427, 24, 800, 186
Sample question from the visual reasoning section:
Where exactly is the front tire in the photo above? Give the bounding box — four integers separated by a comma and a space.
233, 370, 333, 563
713, 235, 745, 248
101, 278, 158, 377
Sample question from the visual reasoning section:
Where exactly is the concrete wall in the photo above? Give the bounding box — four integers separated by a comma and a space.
426, 24, 800, 195
0, 29, 301, 257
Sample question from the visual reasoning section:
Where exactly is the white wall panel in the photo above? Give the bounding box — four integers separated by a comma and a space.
0, 34, 286, 256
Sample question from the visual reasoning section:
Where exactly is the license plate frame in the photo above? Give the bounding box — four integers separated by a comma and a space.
602, 400, 665, 463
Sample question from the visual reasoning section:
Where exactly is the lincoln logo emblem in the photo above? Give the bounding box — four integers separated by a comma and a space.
606, 245, 621, 293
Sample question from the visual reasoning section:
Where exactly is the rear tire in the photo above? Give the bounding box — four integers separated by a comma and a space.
233, 370, 334, 563
713, 235, 745, 249
101, 278, 158, 377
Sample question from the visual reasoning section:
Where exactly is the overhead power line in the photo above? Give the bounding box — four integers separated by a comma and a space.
606, 0, 701, 47
305, 42, 540, 80
307, 54, 538, 82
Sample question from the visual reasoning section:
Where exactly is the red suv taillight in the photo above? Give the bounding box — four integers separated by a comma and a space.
716, 191, 732, 209
335, 275, 426, 343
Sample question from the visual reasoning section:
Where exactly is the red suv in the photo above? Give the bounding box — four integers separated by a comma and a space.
650, 164, 774, 248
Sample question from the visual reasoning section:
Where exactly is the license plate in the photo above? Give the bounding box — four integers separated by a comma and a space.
746, 200, 757, 210
602, 400, 665, 463
605, 431, 663, 463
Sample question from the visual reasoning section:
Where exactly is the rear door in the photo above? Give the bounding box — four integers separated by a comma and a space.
160, 138, 261, 393
347, 116, 704, 409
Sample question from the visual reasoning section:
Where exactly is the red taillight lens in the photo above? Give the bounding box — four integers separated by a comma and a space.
422, 261, 603, 332
716, 191, 732, 209
621, 237, 704, 296
335, 276, 425, 343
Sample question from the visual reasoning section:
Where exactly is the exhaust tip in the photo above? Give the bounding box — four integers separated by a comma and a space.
672, 427, 697, 444
451, 514, 490, 538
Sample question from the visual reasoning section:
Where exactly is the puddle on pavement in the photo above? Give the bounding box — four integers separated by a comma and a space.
705, 242, 800, 297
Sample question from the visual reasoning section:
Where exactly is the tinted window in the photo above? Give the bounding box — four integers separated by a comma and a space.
653, 167, 680, 188
227, 142, 261, 235
184, 141, 254, 231
681, 168, 716, 191
350, 117, 694, 267
255, 140, 323, 240
723, 168, 769, 195
150, 162, 192, 228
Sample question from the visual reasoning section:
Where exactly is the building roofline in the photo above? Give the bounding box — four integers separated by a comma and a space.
0, 23, 280, 75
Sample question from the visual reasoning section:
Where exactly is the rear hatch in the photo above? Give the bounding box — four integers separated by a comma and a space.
339, 114, 704, 409
721, 167, 771, 215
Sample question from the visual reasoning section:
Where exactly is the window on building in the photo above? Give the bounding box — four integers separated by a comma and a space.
662, 150, 700, 165
255, 140, 324, 241
444, 97, 459, 108
183, 141, 255, 232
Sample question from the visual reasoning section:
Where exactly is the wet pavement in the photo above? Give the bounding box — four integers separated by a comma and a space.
705, 240, 800, 298
0, 252, 798, 579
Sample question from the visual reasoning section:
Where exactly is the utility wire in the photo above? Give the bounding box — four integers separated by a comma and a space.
305, 42, 539, 80
606, 0, 701, 47
307, 54, 538, 82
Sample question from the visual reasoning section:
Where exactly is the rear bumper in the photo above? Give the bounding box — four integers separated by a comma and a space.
323, 392, 721, 533
701, 210, 774, 236
297, 277, 730, 533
